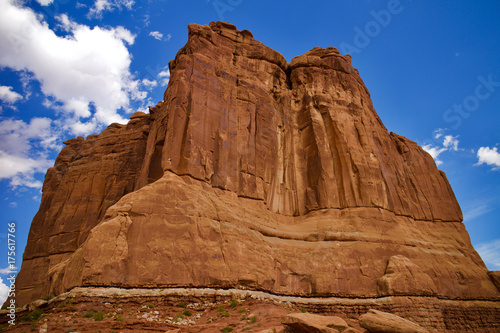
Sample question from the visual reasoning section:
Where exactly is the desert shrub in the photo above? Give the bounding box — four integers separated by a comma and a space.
93, 311, 104, 321
19, 310, 42, 322
83, 310, 95, 318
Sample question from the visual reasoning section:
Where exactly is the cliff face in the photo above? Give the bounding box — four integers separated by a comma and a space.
15, 22, 499, 310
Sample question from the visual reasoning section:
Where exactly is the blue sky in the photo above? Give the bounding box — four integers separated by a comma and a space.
0, 0, 499, 302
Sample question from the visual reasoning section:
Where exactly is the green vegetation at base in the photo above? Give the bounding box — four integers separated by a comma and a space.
93, 311, 104, 321
19, 310, 42, 322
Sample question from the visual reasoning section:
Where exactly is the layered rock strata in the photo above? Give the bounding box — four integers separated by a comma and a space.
13, 21, 499, 330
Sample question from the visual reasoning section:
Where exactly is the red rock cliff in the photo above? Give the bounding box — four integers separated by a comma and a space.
14, 22, 499, 311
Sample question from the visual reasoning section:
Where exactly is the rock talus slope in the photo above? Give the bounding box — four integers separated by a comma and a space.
13, 21, 499, 330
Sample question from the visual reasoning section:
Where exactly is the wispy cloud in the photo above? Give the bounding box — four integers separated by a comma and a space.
463, 203, 494, 221
475, 239, 500, 270
0, 267, 16, 274
141, 78, 157, 89
143, 14, 150, 27
422, 129, 460, 166
87, 0, 135, 19
149, 31, 163, 40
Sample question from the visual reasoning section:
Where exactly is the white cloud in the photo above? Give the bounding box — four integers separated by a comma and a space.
422, 144, 447, 166
0, 117, 59, 188
0, 0, 144, 136
0, 86, 22, 104
88, 0, 135, 19
55, 13, 78, 32
476, 239, 500, 270
0, 151, 52, 188
149, 31, 163, 41
0, 277, 10, 305
35, 0, 54, 5
443, 135, 459, 151
141, 78, 157, 89
433, 128, 445, 139
113, 26, 135, 45
0, 117, 60, 154
476, 146, 500, 170
158, 67, 170, 86
422, 130, 460, 166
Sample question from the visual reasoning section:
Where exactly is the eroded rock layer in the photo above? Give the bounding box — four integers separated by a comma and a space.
14, 21, 499, 329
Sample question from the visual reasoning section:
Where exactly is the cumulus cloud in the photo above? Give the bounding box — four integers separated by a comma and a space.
88, 0, 135, 19
476, 239, 500, 270
0, 277, 10, 305
0, 0, 144, 136
149, 31, 163, 40
0, 86, 22, 104
476, 146, 500, 170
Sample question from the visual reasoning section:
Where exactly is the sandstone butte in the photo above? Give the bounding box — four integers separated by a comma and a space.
11, 22, 500, 331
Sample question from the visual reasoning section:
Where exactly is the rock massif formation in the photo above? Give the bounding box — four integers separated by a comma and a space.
14, 22, 499, 330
